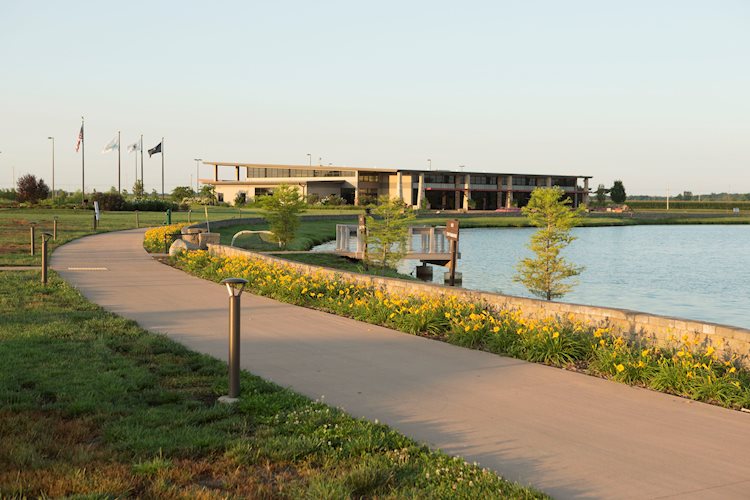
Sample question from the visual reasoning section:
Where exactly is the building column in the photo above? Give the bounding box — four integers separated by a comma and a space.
496, 176, 503, 209
506, 175, 513, 208
416, 172, 425, 209
354, 174, 360, 206
213, 165, 218, 181
547, 176, 552, 187
463, 174, 471, 212
396, 171, 403, 201
583, 178, 590, 205
235, 166, 240, 181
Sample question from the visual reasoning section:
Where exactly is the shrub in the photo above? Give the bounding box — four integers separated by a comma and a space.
91, 191, 127, 211
16, 174, 50, 203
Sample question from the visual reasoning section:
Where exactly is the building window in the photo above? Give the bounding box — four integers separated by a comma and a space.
255, 188, 273, 197
425, 174, 455, 184
358, 174, 379, 183
217, 193, 224, 202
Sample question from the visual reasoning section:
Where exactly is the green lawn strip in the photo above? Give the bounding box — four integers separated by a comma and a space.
269, 252, 417, 280
0, 271, 543, 499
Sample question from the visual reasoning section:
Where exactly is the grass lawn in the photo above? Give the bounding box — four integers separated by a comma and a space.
0, 271, 543, 498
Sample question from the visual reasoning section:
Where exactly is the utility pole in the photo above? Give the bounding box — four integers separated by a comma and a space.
47, 137, 55, 198
194, 158, 202, 193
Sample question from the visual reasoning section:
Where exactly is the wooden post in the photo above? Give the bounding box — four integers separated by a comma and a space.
446, 219, 459, 286
358, 214, 368, 263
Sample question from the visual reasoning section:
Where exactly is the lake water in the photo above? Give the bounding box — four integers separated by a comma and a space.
314, 225, 750, 329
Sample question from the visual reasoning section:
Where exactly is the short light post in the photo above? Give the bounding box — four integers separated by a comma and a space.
219, 277, 248, 404
135, 210, 139, 228
41, 232, 52, 284
29, 222, 37, 256
53, 216, 58, 240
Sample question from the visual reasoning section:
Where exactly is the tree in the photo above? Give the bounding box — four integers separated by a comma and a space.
132, 179, 145, 199
233, 191, 247, 207
366, 196, 416, 269
172, 186, 195, 202
260, 184, 306, 248
199, 185, 217, 205
595, 184, 608, 206
514, 187, 584, 301
610, 180, 627, 204
16, 174, 50, 203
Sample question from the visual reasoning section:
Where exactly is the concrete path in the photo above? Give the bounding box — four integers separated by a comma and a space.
52, 229, 750, 499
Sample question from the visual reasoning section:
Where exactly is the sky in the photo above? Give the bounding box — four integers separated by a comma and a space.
1, 0, 748, 196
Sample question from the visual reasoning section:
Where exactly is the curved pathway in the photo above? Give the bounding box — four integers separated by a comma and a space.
52, 229, 750, 499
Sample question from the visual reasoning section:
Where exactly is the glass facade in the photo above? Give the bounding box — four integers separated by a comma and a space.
246, 167, 355, 178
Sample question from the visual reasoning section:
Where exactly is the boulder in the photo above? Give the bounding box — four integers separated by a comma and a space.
169, 238, 200, 256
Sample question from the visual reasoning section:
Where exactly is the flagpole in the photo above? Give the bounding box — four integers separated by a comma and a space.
140, 134, 144, 188
81, 116, 85, 203
161, 137, 165, 199
117, 130, 121, 193
134, 141, 138, 189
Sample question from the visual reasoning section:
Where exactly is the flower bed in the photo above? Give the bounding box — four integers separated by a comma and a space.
143, 223, 189, 253
173, 250, 750, 410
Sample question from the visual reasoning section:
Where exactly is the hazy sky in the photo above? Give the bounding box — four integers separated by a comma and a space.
1, 1, 748, 195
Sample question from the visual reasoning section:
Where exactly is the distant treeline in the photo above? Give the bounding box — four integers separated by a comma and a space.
628, 200, 750, 210
630, 193, 750, 201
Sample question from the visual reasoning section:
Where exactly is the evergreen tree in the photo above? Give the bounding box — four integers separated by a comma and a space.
514, 187, 584, 301
366, 197, 416, 269
610, 180, 627, 204
260, 184, 306, 248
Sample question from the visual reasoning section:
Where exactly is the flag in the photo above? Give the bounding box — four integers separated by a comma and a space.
102, 134, 119, 153
148, 142, 162, 157
127, 140, 141, 152
75, 125, 83, 152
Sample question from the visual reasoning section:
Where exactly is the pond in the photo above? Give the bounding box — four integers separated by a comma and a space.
315, 225, 750, 329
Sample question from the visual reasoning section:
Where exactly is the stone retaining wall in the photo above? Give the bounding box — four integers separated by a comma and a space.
207, 244, 750, 361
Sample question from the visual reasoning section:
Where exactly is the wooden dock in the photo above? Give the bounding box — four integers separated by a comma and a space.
333, 224, 459, 266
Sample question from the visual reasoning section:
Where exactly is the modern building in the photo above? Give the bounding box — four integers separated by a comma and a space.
200, 161, 591, 210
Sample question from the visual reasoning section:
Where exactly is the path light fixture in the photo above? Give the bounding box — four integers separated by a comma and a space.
218, 277, 248, 404
41, 232, 52, 284
53, 216, 58, 240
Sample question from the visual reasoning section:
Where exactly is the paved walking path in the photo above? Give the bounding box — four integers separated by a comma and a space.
52, 229, 750, 499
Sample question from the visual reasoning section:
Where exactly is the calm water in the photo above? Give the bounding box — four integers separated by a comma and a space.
315, 225, 750, 329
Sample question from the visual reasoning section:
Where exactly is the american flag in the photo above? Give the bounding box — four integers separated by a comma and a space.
75, 125, 83, 152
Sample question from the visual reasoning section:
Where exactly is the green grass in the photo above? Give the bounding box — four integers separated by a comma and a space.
0, 270, 543, 498
270, 252, 417, 280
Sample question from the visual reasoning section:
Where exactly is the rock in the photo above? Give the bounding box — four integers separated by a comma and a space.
169, 238, 200, 256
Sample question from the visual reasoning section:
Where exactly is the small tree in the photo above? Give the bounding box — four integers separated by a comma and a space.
260, 184, 306, 248
595, 184, 608, 206
16, 174, 50, 203
514, 187, 584, 301
233, 191, 247, 207
610, 180, 627, 204
171, 186, 195, 202
366, 196, 416, 269
132, 179, 145, 199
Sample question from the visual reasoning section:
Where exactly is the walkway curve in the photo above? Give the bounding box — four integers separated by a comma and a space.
52, 229, 750, 499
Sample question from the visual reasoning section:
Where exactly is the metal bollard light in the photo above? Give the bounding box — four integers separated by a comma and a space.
218, 277, 248, 404
41, 232, 52, 284
135, 210, 140, 228
53, 216, 58, 240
